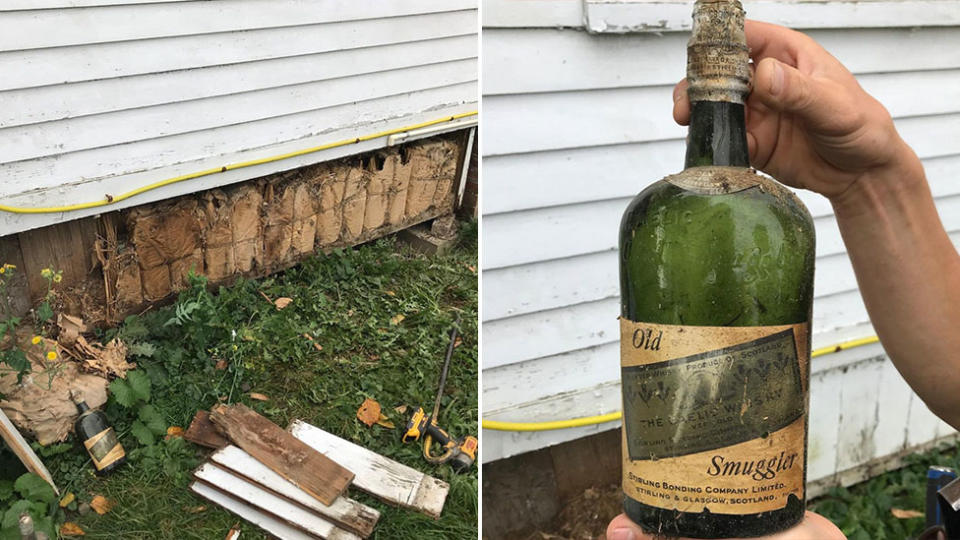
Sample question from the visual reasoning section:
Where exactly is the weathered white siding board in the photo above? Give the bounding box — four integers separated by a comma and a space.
0, 1, 475, 52
0, 1, 477, 236
0, 35, 478, 128
481, 10, 960, 473
190, 481, 317, 540
483, 0, 960, 29
0, 12, 475, 92
2, 60, 477, 164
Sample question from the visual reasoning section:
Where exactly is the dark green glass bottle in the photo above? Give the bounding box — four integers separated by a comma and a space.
72, 390, 126, 475
618, 1, 815, 537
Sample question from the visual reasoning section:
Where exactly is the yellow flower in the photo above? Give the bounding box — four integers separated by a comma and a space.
40, 268, 52, 279
4, 264, 14, 269
53, 274, 63, 283
46, 351, 57, 361
0, 268, 5, 274
31, 336, 42, 345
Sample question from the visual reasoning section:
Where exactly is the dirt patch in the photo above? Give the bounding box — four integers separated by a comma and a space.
527, 484, 622, 540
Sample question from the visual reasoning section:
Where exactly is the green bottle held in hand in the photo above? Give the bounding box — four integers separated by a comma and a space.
617, 1, 815, 537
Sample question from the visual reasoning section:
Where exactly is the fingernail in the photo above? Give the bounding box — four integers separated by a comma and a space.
769, 61, 784, 96
608, 528, 637, 540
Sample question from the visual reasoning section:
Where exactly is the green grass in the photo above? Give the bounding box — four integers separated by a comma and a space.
810, 440, 960, 540
0, 221, 478, 539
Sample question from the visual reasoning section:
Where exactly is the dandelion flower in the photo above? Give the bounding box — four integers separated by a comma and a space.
40, 268, 52, 279
46, 351, 57, 361
0, 268, 6, 274
31, 336, 42, 345
53, 274, 63, 283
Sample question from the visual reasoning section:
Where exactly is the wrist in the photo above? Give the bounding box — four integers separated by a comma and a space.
829, 140, 927, 220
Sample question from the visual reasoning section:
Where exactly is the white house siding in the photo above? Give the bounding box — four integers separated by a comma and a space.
0, 0, 478, 236
481, 0, 960, 489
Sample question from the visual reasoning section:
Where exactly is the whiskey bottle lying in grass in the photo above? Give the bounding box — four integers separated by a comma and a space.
617, 1, 815, 537
72, 390, 126, 475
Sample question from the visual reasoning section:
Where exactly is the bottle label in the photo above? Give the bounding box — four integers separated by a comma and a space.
84, 428, 125, 470
620, 319, 809, 515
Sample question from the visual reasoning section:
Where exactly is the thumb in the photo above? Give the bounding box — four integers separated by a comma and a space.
753, 57, 852, 133
606, 513, 649, 540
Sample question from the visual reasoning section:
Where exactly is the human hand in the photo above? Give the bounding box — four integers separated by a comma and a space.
673, 20, 920, 201
605, 511, 846, 540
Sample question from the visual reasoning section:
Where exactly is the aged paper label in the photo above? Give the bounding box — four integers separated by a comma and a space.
84, 427, 125, 470
620, 320, 809, 515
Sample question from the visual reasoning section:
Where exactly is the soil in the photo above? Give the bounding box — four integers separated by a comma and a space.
526, 484, 623, 540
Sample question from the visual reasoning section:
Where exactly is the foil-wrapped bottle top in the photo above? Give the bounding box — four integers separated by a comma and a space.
687, 0, 751, 104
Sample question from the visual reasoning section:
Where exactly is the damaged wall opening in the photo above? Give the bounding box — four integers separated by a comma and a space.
1, 133, 468, 326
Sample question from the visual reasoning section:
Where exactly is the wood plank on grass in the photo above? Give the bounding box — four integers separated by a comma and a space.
184, 410, 229, 449
190, 481, 314, 540
193, 463, 360, 540
0, 408, 58, 494
210, 404, 354, 506
211, 445, 379, 538
289, 419, 449, 519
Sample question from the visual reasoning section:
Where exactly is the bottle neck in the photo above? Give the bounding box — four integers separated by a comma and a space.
75, 400, 90, 414
684, 100, 750, 169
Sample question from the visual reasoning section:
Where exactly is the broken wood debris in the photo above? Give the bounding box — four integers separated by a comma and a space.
289, 420, 449, 519
0, 407, 59, 494
210, 445, 379, 538
193, 463, 360, 539
209, 404, 354, 506
184, 410, 229, 449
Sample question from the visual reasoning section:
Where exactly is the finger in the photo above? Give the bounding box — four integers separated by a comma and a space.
673, 79, 691, 126
745, 19, 805, 66
606, 513, 653, 540
753, 56, 857, 135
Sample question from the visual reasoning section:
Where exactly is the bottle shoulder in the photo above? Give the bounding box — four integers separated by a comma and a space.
621, 167, 814, 238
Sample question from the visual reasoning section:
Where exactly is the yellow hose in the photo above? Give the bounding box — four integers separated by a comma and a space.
0, 111, 478, 215
482, 333, 882, 432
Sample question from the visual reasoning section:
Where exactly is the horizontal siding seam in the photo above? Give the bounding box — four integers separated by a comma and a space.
0, 81, 478, 167
0, 9, 479, 53
0, 32, 478, 94
0, 56, 479, 130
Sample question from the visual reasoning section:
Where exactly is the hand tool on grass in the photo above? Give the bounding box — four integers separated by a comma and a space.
402, 317, 477, 472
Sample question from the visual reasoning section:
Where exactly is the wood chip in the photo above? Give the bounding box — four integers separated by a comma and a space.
891, 508, 924, 519
90, 495, 114, 515
184, 410, 229, 450
210, 446, 381, 537
389, 314, 405, 326
249, 393, 270, 402
210, 404, 354, 506
166, 426, 184, 439
290, 420, 450, 519
59, 492, 76, 508
356, 398, 380, 427
215, 359, 228, 370
274, 297, 293, 310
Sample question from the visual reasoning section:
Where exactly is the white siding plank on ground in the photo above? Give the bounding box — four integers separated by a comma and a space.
0, 60, 477, 164
0, 35, 477, 128
0, 0, 475, 52
0, 84, 476, 200
0, 11, 476, 91
484, 28, 960, 95
0, 102, 477, 236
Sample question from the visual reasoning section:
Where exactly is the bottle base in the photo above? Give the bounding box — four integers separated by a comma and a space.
623, 494, 804, 539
